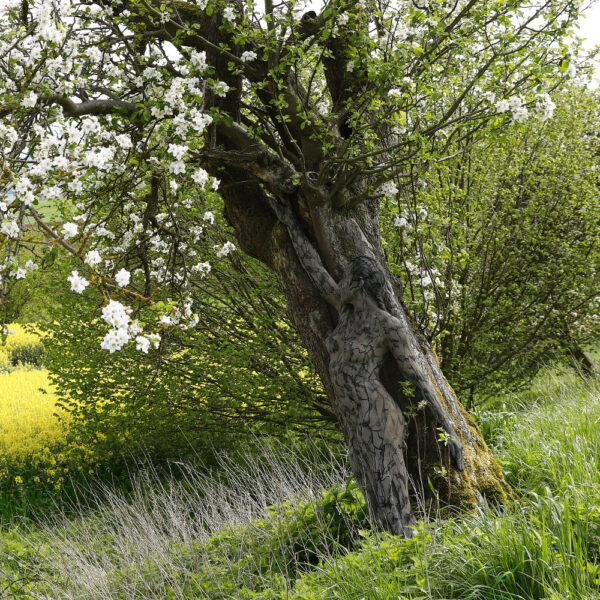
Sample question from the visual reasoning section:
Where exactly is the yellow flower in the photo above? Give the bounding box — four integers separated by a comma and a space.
0, 367, 68, 474
14, 476, 23, 484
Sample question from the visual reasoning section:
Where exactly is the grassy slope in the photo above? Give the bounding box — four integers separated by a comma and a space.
2, 373, 600, 599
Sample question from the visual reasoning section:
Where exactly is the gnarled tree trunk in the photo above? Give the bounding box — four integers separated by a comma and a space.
222, 179, 510, 535
192, 0, 511, 535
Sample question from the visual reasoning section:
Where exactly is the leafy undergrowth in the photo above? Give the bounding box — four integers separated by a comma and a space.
3, 376, 600, 599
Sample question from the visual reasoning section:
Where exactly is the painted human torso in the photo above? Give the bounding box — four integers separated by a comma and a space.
326, 306, 390, 383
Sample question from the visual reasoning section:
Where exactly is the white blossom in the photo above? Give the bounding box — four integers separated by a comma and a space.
483, 91, 496, 103
0, 220, 19, 238
192, 168, 209, 185
535, 92, 556, 122
115, 134, 133, 149
115, 268, 130, 287
101, 299, 130, 329
67, 270, 89, 294
240, 50, 257, 62
216, 241, 236, 258
512, 105, 529, 123
508, 96, 529, 123
62, 222, 79, 238
129, 320, 143, 337
192, 261, 211, 277
378, 181, 398, 197
135, 335, 151, 353
168, 143, 188, 159
100, 327, 130, 353
495, 99, 510, 113
85, 250, 102, 266
22, 91, 38, 108
190, 50, 207, 71
213, 81, 230, 97
168, 160, 186, 174
223, 6, 236, 21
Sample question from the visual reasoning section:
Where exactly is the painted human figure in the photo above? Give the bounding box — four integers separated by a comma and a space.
270, 199, 463, 535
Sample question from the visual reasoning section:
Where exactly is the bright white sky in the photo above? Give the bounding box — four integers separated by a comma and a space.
578, 1, 600, 48
577, 1, 600, 72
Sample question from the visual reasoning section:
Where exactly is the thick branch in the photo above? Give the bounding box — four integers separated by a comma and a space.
44, 94, 137, 117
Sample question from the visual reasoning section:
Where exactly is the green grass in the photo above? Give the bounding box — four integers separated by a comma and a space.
2, 373, 600, 599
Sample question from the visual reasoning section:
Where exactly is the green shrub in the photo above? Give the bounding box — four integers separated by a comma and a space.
201, 479, 370, 587
9, 343, 44, 367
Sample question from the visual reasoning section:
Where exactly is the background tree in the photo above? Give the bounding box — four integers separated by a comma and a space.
0, 0, 590, 533
382, 86, 600, 404
30, 86, 600, 477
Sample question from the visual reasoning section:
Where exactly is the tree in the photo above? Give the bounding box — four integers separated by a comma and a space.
382, 87, 600, 403
0, 0, 587, 534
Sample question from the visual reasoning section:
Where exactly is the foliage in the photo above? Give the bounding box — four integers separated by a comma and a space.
8, 342, 43, 367
383, 87, 600, 402
37, 246, 336, 467
0, 1, 593, 514
4, 373, 600, 599
0, 0, 587, 351
35, 87, 600, 466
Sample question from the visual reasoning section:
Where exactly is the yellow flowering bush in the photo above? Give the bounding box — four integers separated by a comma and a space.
0, 326, 80, 509
0, 367, 68, 481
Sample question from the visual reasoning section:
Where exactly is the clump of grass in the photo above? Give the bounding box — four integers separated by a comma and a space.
290, 379, 600, 600
3, 439, 363, 599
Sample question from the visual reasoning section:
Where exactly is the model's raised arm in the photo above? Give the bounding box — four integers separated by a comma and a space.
269, 198, 340, 310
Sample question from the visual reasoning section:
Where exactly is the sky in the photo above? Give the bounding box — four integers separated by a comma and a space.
578, 1, 600, 49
